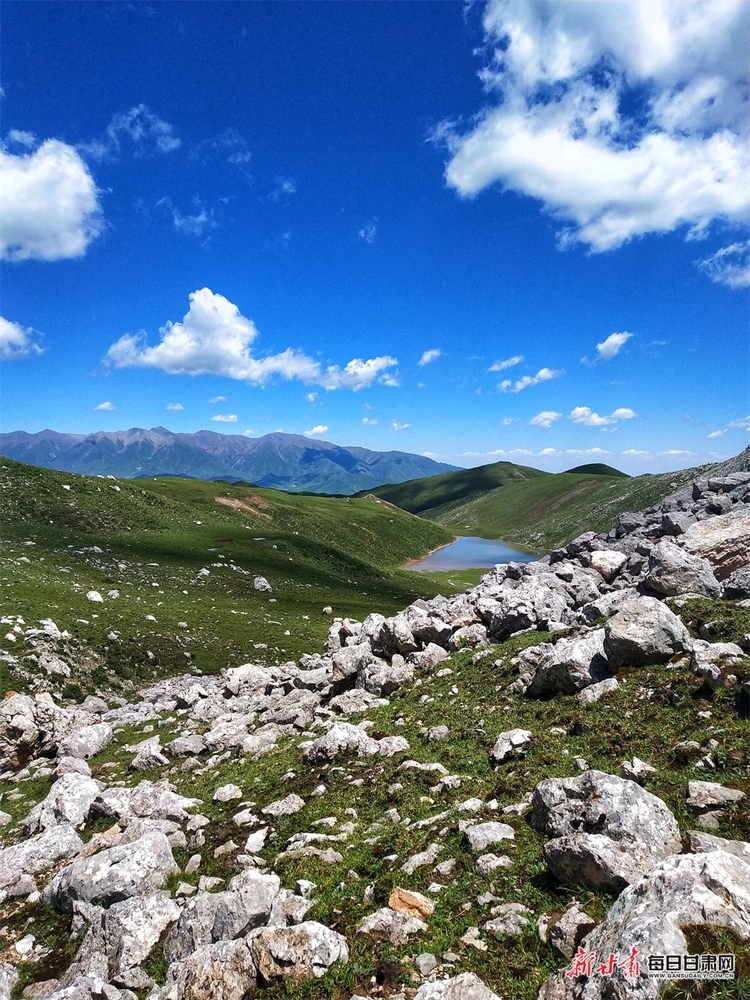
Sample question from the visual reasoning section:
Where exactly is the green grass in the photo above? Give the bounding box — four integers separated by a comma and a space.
0, 459, 456, 698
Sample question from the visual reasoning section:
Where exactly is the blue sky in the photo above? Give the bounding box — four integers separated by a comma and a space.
1, 0, 748, 475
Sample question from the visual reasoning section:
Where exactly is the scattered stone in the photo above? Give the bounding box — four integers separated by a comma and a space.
604, 597, 691, 667
213, 783, 243, 803
483, 902, 532, 937
490, 728, 531, 763
475, 854, 512, 874
358, 907, 427, 944
459, 927, 487, 952
547, 903, 597, 958
464, 822, 515, 852
261, 793, 305, 817
415, 953, 438, 976
388, 886, 435, 920
251, 921, 349, 982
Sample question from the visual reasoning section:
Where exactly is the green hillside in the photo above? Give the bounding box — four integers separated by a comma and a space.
362, 460, 548, 516
563, 462, 629, 477
369, 461, 703, 551
0, 459, 454, 698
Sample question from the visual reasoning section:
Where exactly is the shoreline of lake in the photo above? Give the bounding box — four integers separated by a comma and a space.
403, 535, 540, 573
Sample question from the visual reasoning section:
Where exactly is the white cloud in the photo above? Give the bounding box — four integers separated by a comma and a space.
269, 177, 296, 200
157, 197, 214, 236
380, 372, 401, 388
209, 395, 227, 403
7, 130, 36, 148
418, 348, 442, 367
727, 416, 750, 431
501, 417, 518, 426
537, 447, 557, 456
305, 392, 319, 403
1, 139, 103, 261
392, 421, 411, 431
592, 331, 633, 363
242, 429, 254, 437
530, 410, 563, 428
94, 401, 116, 412
211, 413, 238, 423
661, 449, 694, 457
489, 355, 523, 372
707, 429, 727, 438
568, 406, 638, 426
499, 367, 563, 392
697, 240, 750, 289
437, 1, 749, 254
304, 424, 328, 436
623, 449, 653, 458
165, 403, 184, 411
362, 417, 378, 425
0, 316, 44, 360
104, 288, 399, 391
565, 448, 613, 457
81, 105, 180, 160
359, 221, 377, 243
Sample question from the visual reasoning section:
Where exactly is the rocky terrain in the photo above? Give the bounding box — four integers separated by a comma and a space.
1, 461, 749, 999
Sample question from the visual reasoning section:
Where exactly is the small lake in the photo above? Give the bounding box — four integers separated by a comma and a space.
405, 535, 538, 572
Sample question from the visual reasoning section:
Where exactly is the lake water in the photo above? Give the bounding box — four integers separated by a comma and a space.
406, 535, 538, 572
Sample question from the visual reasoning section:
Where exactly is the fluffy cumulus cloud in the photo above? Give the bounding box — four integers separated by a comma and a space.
0, 316, 44, 360
727, 416, 750, 431
362, 417, 378, 425
392, 421, 410, 431
418, 348, 442, 367
499, 366, 562, 392
165, 403, 184, 411
94, 401, 116, 412
304, 424, 328, 436
697, 240, 750, 288
438, 0, 749, 254
104, 288, 399, 391
569, 406, 638, 426
211, 413, 237, 423
1, 139, 103, 261
530, 410, 562, 428
489, 355, 523, 372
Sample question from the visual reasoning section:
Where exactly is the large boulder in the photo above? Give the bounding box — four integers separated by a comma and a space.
105, 891, 181, 977
680, 509, 750, 580
575, 851, 750, 996
531, 771, 681, 892
161, 939, 257, 1000
645, 540, 720, 598
250, 921, 349, 983
0, 824, 83, 890
23, 771, 101, 833
413, 973, 502, 1000
43, 829, 179, 912
57, 722, 114, 760
0, 692, 72, 768
603, 597, 691, 668
525, 630, 612, 698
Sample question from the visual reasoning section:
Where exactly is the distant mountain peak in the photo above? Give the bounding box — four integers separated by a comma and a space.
0, 427, 461, 495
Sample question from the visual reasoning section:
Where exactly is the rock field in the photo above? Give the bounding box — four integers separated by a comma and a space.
1, 467, 749, 999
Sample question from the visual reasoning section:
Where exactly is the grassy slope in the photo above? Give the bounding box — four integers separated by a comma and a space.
370, 462, 704, 551
364, 461, 548, 515
0, 459, 455, 697
434, 467, 703, 550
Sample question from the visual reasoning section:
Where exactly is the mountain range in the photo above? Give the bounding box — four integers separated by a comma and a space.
0, 427, 460, 495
